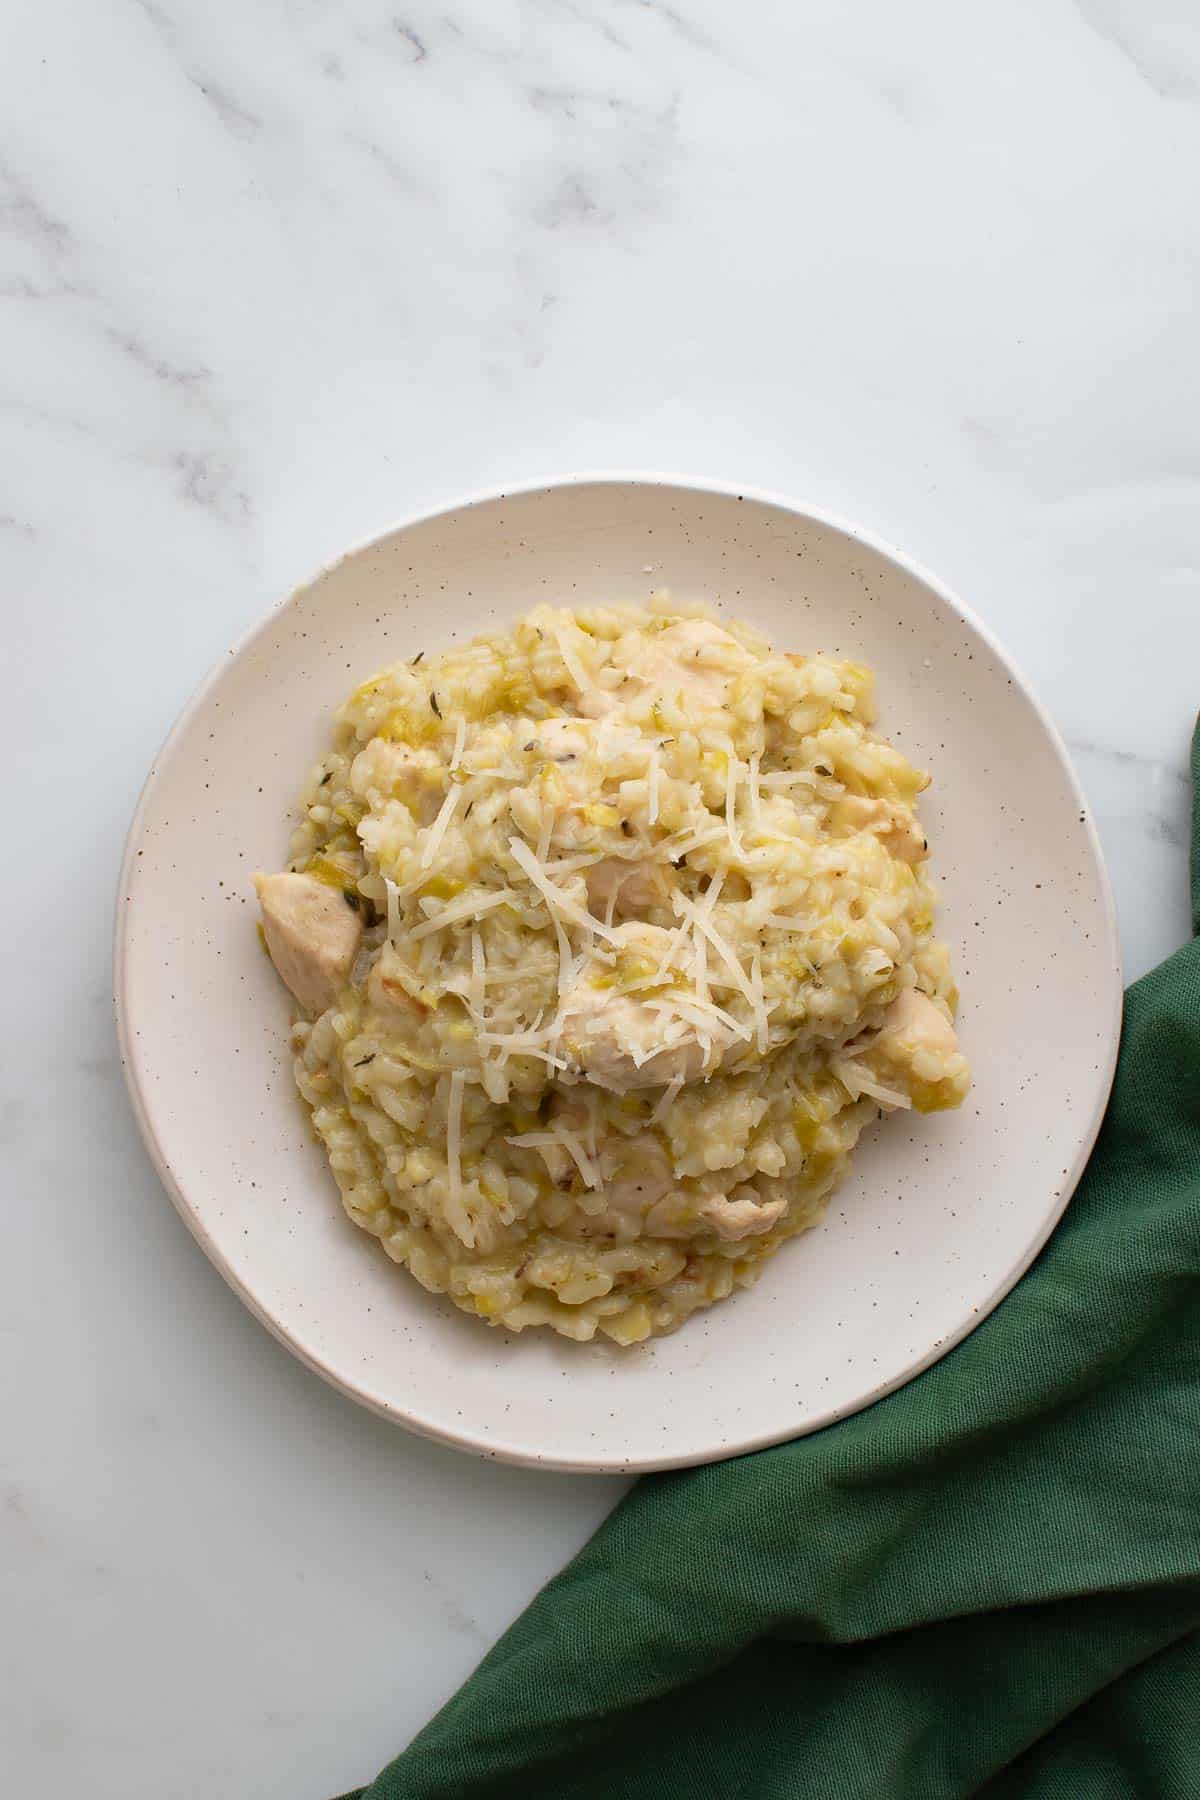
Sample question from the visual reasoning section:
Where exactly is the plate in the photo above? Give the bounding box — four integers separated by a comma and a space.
115, 477, 1122, 1472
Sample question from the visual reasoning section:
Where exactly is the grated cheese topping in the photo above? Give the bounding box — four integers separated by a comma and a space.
724, 751, 743, 857
505, 1125, 600, 1188
550, 623, 595, 700
446, 1068, 466, 1202
649, 1073, 685, 1125
408, 888, 515, 941
420, 784, 461, 869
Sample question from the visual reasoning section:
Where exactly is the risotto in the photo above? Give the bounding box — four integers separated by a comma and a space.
255, 596, 969, 1345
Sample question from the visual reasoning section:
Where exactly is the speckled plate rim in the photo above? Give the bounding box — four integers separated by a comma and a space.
114, 472, 1123, 1473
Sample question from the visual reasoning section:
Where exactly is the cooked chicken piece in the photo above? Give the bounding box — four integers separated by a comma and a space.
558, 1128, 677, 1242
877, 987, 959, 1059
859, 987, 969, 1113
365, 943, 428, 1022
560, 922, 732, 1092
350, 739, 444, 824
584, 857, 661, 921
644, 1182, 785, 1242
698, 1185, 787, 1241
604, 1133, 675, 1215
832, 793, 927, 864
255, 872, 363, 1014
529, 718, 592, 763
618, 618, 754, 708
561, 987, 711, 1093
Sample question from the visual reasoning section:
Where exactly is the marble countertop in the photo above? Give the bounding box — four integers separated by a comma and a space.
6, 3, 1198, 1794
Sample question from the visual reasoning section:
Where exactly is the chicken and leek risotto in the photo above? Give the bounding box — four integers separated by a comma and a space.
255, 597, 969, 1345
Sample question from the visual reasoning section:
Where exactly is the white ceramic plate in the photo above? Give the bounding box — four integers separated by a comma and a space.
115, 477, 1121, 1472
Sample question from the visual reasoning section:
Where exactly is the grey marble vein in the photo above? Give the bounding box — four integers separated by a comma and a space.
191, 75, 263, 140
168, 449, 253, 524
392, 19, 430, 64
105, 328, 212, 390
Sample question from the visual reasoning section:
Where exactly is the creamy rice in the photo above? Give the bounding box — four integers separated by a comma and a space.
255, 595, 969, 1345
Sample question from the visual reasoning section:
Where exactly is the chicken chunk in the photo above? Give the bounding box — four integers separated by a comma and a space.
832, 793, 927, 865
559, 1128, 677, 1242
617, 618, 754, 709
255, 872, 363, 1014
698, 1186, 788, 1242
604, 1132, 675, 1215
529, 718, 592, 764
559, 922, 733, 1092
561, 987, 712, 1092
584, 857, 661, 921
877, 987, 959, 1059
365, 942, 428, 1023
862, 987, 969, 1113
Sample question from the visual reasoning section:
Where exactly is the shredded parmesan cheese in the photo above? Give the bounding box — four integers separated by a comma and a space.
654, 823, 727, 862
725, 752, 743, 858
508, 838, 620, 948
542, 851, 607, 875
534, 798, 555, 866
654, 870, 724, 982
693, 930, 709, 1005
469, 928, 486, 1022
646, 993, 751, 1043
698, 869, 726, 920
384, 876, 403, 945
505, 1125, 600, 1188
672, 887, 760, 1041
603, 874, 625, 931
550, 623, 594, 699
650, 1074, 685, 1125
408, 888, 515, 940
833, 1059, 911, 1110
420, 784, 461, 868
510, 837, 575, 991
747, 753, 762, 832
446, 1069, 466, 1201
751, 949, 767, 1054
759, 770, 819, 789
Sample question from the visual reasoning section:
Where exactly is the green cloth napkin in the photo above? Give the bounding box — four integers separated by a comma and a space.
341, 726, 1200, 1800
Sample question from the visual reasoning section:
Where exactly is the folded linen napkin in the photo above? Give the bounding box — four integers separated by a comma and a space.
339, 725, 1200, 1800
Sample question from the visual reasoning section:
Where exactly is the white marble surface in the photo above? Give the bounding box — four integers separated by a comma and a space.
4, 3, 1198, 1795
